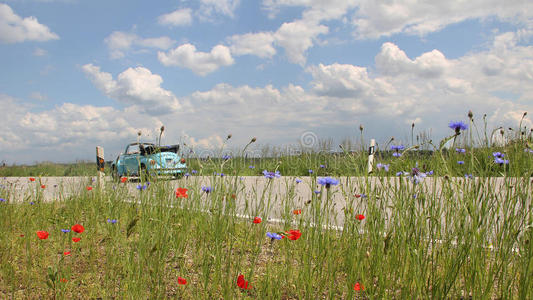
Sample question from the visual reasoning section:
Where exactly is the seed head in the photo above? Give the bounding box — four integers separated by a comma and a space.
524, 112, 527, 117
251, 137, 257, 143
160, 126, 165, 133
411, 122, 415, 128
468, 110, 473, 119
359, 124, 363, 132
227, 134, 232, 140
137, 131, 142, 137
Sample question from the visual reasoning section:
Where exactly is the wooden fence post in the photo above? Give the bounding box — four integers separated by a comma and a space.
367, 139, 375, 174
96, 146, 104, 189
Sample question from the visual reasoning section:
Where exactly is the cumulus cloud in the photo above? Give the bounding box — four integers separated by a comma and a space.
198, 0, 241, 19
158, 43, 234, 76
228, 32, 276, 58
82, 64, 182, 115
158, 8, 193, 27
0, 3, 59, 43
105, 31, 175, 59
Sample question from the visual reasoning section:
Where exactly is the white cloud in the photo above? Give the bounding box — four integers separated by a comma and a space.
274, 19, 328, 65
228, 32, 276, 58
0, 3, 59, 43
104, 31, 175, 59
158, 43, 234, 76
82, 64, 182, 115
198, 0, 241, 19
30, 91, 47, 101
33, 47, 47, 56
158, 8, 193, 27
351, 0, 533, 38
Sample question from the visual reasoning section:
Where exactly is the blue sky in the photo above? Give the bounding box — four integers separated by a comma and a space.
1, 0, 532, 164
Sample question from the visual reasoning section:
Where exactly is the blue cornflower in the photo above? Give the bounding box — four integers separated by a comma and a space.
449, 121, 468, 133
317, 177, 339, 188
314, 190, 321, 195
219, 173, 225, 177
426, 170, 434, 176
136, 184, 147, 190
320, 164, 326, 168
30, 201, 35, 205
0, 198, 5, 202
201, 186, 212, 194
376, 163, 389, 172
456, 148, 466, 153
457, 161, 464, 165
492, 152, 504, 158
61, 229, 70, 233
222, 154, 231, 160
191, 170, 198, 174
494, 157, 509, 165
465, 174, 474, 179
308, 169, 313, 174
390, 145, 405, 151
392, 152, 402, 157
295, 178, 302, 183
107, 219, 117, 224
267, 232, 282, 240
184, 172, 190, 177
409, 168, 427, 185
263, 170, 281, 179
249, 165, 255, 169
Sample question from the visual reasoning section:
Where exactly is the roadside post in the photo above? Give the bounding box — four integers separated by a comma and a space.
96, 146, 104, 189
367, 139, 375, 174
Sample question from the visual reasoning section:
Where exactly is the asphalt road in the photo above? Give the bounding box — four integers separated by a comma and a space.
1, 176, 530, 229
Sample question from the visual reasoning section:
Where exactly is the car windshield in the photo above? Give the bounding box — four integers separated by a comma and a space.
126, 144, 140, 154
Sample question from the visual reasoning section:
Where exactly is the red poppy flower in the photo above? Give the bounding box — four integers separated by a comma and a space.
175, 188, 188, 198
29, 177, 36, 182
19, 234, 24, 237
120, 177, 127, 183
64, 251, 71, 256
178, 276, 187, 285
72, 237, 81, 243
237, 274, 251, 290
253, 217, 261, 224
36, 231, 49, 240
71, 224, 84, 233
356, 214, 365, 221
86, 186, 92, 191
286, 229, 301, 240
293, 209, 302, 215
353, 282, 364, 291
40, 185, 46, 189
354, 194, 361, 198
60, 278, 68, 283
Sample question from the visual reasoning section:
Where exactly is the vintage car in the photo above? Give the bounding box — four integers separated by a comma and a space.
111, 143, 187, 180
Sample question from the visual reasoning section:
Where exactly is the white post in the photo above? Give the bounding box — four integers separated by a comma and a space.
367, 139, 375, 174
96, 146, 104, 189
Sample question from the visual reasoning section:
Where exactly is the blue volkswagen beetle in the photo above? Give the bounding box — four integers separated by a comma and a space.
111, 143, 187, 180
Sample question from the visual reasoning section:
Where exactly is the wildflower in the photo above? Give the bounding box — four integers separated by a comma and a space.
267, 232, 283, 240
36, 231, 49, 240
457, 161, 464, 165
263, 170, 281, 179
30, 201, 35, 205
317, 177, 339, 188
136, 184, 147, 190
286, 229, 302, 240
248, 165, 255, 169
86, 186, 92, 191
237, 274, 251, 290
456, 148, 466, 153
63, 251, 71, 256
61, 229, 70, 233
175, 188, 188, 198
409, 168, 427, 184
320, 164, 326, 168
0, 198, 5, 202
60, 278, 68, 283
314, 190, 321, 195
494, 157, 509, 165
40, 185, 46, 189
107, 219, 117, 224
201, 186, 212, 194
308, 169, 313, 174
465, 174, 473, 179
353, 282, 364, 291
493, 152, 504, 158
253, 217, 262, 224
191, 170, 198, 174
356, 214, 365, 221
293, 209, 302, 215
449, 121, 468, 133
376, 163, 389, 172
184, 172, 190, 177
29, 177, 35, 182
219, 173, 225, 177
120, 177, 127, 183
295, 178, 302, 183
178, 277, 187, 285
222, 154, 231, 160
72, 237, 81, 243
426, 170, 434, 176
71, 224, 84, 233
392, 152, 402, 157
390, 145, 405, 151
396, 171, 404, 176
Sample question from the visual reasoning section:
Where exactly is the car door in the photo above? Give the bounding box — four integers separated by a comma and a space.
123, 144, 141, 175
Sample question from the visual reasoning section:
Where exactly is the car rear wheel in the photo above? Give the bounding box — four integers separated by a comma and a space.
111, 165, 120, 182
